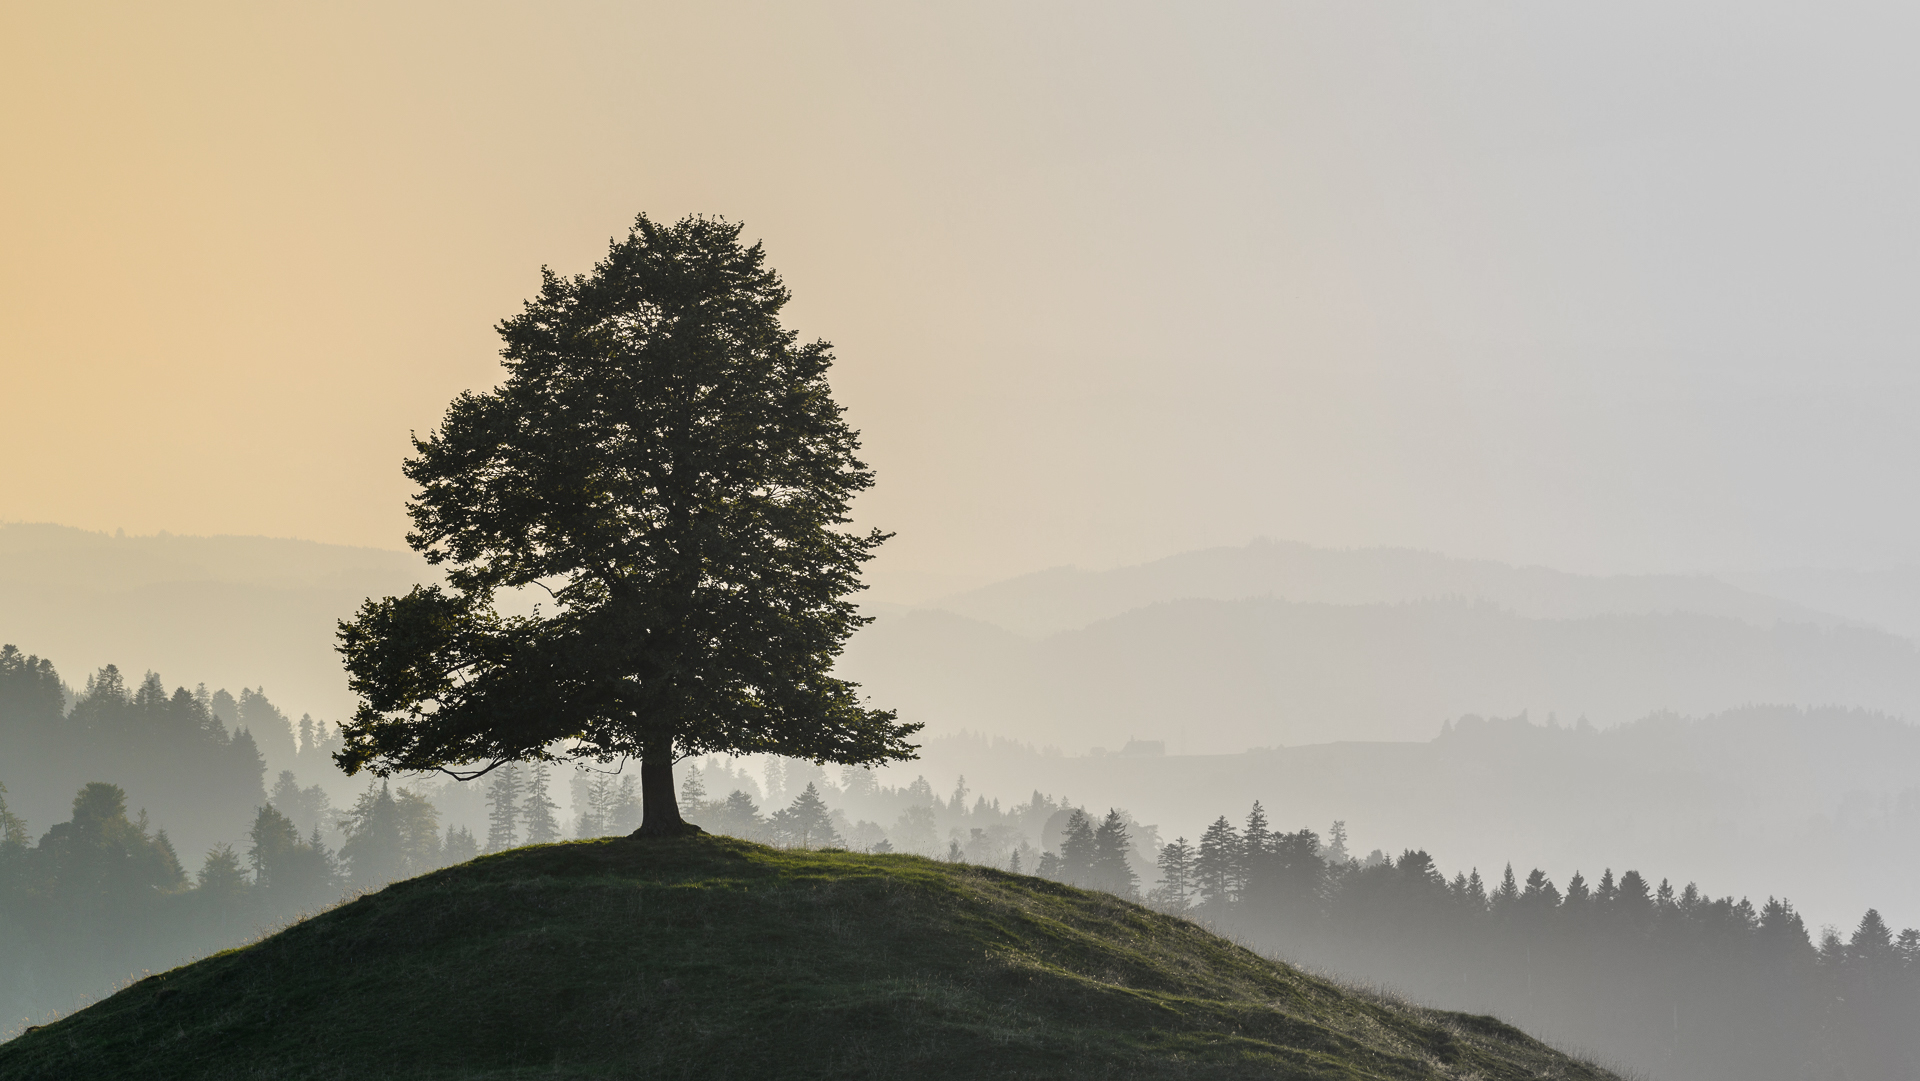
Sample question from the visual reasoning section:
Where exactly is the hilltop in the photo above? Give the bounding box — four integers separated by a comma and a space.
0, 835, 1618, 1080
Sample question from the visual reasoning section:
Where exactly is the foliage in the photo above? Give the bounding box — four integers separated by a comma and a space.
333, 214, 918, 833
0, 835, 1623, 1081
0, 647, 270, 861
767, 782, 839, 848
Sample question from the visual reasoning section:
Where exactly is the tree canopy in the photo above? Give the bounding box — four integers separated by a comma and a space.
335, 214, 917, 833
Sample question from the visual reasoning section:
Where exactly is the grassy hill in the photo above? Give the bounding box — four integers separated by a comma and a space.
0, 835, 1621, 1080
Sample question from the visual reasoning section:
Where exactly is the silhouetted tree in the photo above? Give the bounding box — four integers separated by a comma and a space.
485, 765, 522, 852
1153, 836, 1195, 912
333, 214, 919, 835
1090, 809, 1137, 898
443, 824, 480, 864
522, 762, 561, 845
709, 790, 766, 842
770, 782, 839, 848
1058, 809, 1096, 886
1195, 815, 1239, 907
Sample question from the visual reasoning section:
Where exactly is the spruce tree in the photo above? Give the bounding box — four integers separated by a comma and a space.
1239, 801, 1271, 903
521, 762, 561, 845
1195, 815, 1240, 907
678, 768, 709, 820
1058, 809, 1096, 886
773, 782, 839, 849
340, 781, 407, 889
485, 765, 522, 853
1153, 836, 1195, 912
443, 824, 480, 865
1090, 809, 1137, 899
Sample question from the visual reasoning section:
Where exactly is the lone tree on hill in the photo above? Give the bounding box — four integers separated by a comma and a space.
335, 214, 919, 835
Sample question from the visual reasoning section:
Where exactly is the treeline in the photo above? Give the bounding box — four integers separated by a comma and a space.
1109, 803, 1918, 1081
0, 776, 479, 1028
0, 646, 340, 860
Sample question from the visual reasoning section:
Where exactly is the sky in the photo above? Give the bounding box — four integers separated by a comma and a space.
5, 1, 1919, 603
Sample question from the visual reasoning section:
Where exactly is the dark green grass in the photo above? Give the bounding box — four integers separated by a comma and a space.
0, 835, 1620, 1080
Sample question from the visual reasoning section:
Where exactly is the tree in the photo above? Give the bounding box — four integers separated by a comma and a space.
1152, 836, 1195, 912
1058, 809, 1096, 886
340, 781, 407, 889
678, 768, 710, 821
334, 214, 919, 835
522, 762, 561, 845
710, 790, 766, 842
1090, 809, 1137, 898
1195, 815, 1240, 907
443, 824, 480, 865
485, 765, 522, 853
770, 782, 839, 849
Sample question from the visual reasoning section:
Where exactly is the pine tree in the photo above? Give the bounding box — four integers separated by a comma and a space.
1195, 815, 1240, 907
485, 764, 522, 852
1239, 801, 1271, 902
1492, 863, 1520, 913
772, 782, 840, 849
1058, 809, 1096, 886
1153, 836, 1195, 912
521, 762, 561, 844
246, 804, 302, 889
1322, 819, 1350, 865
679, 767, 709, 820
711, 790, 765, 841
341, 781, 408, 889
443, 824, 480, 865
1459, 867, 1489, 912
574, 775, 613, 838
611, 776, 643, 833
1090, 809, 1137, 898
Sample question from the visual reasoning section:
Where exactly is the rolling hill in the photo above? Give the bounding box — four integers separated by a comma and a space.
0, 835, 1621, 1081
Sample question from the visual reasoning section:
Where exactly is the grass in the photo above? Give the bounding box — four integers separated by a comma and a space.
0, 835, 1621, 1080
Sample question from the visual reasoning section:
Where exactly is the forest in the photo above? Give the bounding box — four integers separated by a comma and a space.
4, 641, 1916, 1081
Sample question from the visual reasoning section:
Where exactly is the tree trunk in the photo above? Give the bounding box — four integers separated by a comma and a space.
635, 746, 700, 837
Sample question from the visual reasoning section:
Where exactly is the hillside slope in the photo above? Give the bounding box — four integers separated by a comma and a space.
0, 836, 1619, 1081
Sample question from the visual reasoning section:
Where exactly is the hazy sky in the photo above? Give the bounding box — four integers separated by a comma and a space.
5, 2, 1918, 601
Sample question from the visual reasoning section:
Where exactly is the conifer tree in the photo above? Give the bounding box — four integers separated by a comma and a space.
485, 765, 522, 852
1239, 801, 1271, 902
1322, 819, 1350, 865
771, 782, 840, 849
341, 781, 408, 889
678, 768, 709, 819
1195, 815, 1240, 907
197, 843, 249, 895
1058, 809, 1096, 886
522, 762, 561, 844
711, 790, 765, 842
443, 824, 480, 865
1492, 863, 1521, 913
1153, 835, 1195, 912
1036, 850, 1061, 879
1090, 809, 1137, 899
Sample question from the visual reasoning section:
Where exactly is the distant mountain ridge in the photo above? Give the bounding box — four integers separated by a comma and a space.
0, 523, 431, 724
840, 597, 1920, 752
923, 538, 1845, 638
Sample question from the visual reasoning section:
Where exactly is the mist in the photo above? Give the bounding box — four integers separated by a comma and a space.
7, 2, 1920, 1078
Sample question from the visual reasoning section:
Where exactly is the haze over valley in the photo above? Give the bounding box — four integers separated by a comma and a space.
7, 3, 1920, 1078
